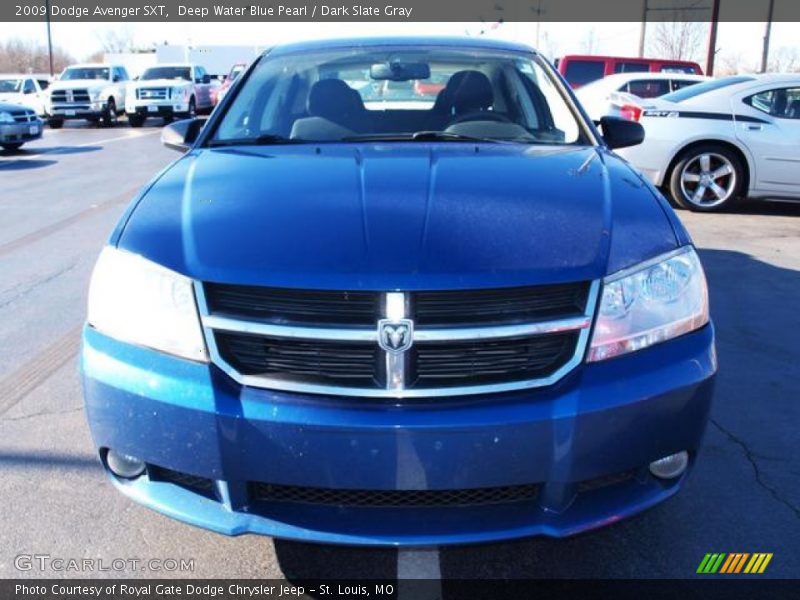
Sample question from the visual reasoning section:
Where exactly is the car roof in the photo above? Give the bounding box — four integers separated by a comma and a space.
65, 63, 117, 68
267, 36, 537, 57
0, 74, 37, 79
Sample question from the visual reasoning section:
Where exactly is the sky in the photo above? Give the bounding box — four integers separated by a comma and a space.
5, 20, 798, 71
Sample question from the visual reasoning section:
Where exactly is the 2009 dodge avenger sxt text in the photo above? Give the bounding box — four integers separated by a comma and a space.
81, 37, 716, 546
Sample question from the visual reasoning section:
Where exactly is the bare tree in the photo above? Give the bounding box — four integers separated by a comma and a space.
768, 47, 800, 73
96, 26, 135, 53
0, 38, 74, 74
647, 21, 706, 62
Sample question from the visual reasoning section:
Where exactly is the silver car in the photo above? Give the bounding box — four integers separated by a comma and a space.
0, 101, 43, 151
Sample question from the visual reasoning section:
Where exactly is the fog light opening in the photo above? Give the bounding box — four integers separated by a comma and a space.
106, 449, 146, 479
649, 451, 689, 480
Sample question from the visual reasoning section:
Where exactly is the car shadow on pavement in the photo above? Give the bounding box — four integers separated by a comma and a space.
0, 159, 58, 170
273, 249, 799, 582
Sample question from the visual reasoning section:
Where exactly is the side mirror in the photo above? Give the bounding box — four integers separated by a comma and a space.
202, 74, 211, 84
600, 116, 645, 150
113, 75, 121, 82
161, 118, 205, 153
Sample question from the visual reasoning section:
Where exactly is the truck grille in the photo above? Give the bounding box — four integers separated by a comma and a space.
136, 87, 169, 100
249, 481, 541, 507
199, 281, 598, 398
50, 89, 90, 103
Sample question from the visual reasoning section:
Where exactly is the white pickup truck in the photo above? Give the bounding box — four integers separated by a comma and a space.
125, 64, 214, 127
46, 63, 130, 128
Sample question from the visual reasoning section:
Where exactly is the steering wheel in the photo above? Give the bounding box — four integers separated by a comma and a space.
450, 111, 512, 125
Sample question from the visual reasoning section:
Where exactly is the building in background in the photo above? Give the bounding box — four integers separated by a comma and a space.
104, 45, 263, 78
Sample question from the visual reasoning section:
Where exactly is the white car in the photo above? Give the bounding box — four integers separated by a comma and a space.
575, 72, 709, 122
0, 74, 50, 116
125, 64, 214, 127
47, 64, 129, 128
617, 74, 800, 212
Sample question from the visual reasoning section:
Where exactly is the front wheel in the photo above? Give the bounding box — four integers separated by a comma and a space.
101, 98, 118, 127
1, 142, 24, 151
668, 144, 745, 212
183, 97, 196, 119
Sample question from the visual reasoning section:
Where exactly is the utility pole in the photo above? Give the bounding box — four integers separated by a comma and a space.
638, 0, 647, 58
760, 0, 775, 73
44, 0, 54, 77
705, 0, 720, 76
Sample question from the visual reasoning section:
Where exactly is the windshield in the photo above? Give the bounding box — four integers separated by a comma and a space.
61, 67, 110, 81
211, 46, 587, 146
661, 76, 755, 103
0, 79, 22, 93
141, 66, 192, 81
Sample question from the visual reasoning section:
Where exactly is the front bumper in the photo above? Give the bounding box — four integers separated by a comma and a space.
81, 324, 716, 546
0, 119, 43, 144
48, 102, 105, 120
125, 100, 190, 116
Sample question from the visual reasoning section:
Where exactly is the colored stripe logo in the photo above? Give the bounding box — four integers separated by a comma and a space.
697, 553, 773, 574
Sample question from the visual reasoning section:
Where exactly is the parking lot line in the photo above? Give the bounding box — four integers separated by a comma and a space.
0, 186, 141, 258
397, 549, 442, 599
0, 324, 82, 417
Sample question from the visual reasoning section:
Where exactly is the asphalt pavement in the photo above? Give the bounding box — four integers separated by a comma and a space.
0, 120, 797, 583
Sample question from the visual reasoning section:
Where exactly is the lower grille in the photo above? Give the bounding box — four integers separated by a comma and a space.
410, 333, 578, 388
150, 466, 215, 497
249, 482, 541, 507
216, 331, 381, 388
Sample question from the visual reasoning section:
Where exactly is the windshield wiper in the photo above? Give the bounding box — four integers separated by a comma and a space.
342, 131, 517, 144
207, 134, 303, 147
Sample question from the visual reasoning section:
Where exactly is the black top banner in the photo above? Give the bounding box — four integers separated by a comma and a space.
5, 0, 800, 22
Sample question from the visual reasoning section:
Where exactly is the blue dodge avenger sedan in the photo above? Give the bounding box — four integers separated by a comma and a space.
81, 37, 716, 545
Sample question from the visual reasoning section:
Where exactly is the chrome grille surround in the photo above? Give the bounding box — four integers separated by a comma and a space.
195, 281, 599, 398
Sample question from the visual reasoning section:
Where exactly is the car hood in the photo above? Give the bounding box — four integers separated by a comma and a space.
118, 144, 679, 290
134, 79, 191, 87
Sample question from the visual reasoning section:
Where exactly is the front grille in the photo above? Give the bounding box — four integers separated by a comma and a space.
409, 333, 578, 388
10, 110, 36, 123
216, 332, 381, 387
201, 282, 597, 397
50, 89, 90, 103
414, 283, 589, 326
205, 283, 379, 326
137, 87, 169, 100
249, 482, 540, 507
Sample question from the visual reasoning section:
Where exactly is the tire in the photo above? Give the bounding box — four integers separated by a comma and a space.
101, 98, 118, 127
128, 114, 144, 128
667, 144, 745, 212
184, 97, 197, 119
1, 142, 24, 151
48, 118, 64, 129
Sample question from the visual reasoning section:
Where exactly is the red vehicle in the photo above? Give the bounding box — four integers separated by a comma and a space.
556, 55, 703, 89
211, 63, 247, 106
413, 72, 450, 97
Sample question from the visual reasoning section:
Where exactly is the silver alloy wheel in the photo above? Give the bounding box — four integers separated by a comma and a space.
679, 152, 737, 209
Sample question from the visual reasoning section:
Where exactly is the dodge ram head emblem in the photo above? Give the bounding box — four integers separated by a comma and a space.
378, 319, 413, 353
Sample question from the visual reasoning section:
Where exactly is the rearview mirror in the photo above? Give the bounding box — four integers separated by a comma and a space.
162, 118, 205, 153
600, 116, 645, 150
370, 61, 430, 81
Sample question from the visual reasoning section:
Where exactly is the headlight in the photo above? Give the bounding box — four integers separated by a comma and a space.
90, 89, 104, 101
172, 86, 187, 98
0, 111, 14, 124
87, 247, 208, 361
587, 246, 709, 362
